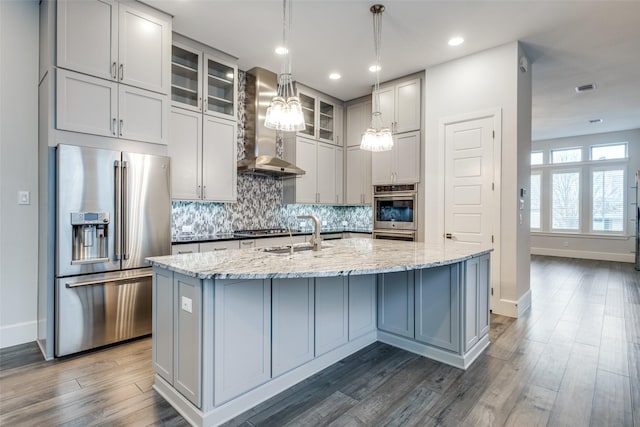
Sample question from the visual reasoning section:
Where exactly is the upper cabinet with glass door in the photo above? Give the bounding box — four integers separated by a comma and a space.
170, 36, 237, 120
296, 87, 342, 145
204, 55, 237, 119
171, 43, 202, 112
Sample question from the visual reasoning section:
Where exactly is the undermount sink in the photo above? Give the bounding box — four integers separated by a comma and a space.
262, 243, 332, 255
262, 244, 314, 254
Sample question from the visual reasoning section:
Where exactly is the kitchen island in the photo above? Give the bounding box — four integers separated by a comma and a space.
147, 239, 491, 427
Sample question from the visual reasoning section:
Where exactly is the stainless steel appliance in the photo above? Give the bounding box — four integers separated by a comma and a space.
55, 144, 171, 356
373, 184, 417, 240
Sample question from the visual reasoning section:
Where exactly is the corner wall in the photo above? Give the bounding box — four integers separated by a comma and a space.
0, 0, 39, 347
424, 41, 532, 317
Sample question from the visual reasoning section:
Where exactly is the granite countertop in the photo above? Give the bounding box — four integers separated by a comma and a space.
171, 228, 372, 244
148, 238, 492, 280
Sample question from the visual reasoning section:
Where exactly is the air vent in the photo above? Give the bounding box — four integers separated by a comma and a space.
575, 83, 597, 93
589, 118, 603, 124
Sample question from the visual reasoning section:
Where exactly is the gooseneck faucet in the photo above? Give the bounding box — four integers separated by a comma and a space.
298, 215, 322, 251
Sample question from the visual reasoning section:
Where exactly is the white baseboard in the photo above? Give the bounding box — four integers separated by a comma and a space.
0, 321, 37, 349
531, 247, 634, 263
491, 289, 531, 319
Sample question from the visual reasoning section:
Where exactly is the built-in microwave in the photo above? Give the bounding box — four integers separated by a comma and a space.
373, 184, 417, 232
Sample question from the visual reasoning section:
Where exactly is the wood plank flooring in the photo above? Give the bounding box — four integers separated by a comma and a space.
1, 256, 638, 426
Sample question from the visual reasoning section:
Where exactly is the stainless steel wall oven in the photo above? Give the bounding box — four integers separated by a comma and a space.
373, 184, 417, 241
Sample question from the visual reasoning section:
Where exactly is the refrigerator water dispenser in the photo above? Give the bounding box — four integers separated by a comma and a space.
71, 212, 110, 264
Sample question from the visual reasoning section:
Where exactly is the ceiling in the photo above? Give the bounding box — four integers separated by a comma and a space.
144, 0, 640, 141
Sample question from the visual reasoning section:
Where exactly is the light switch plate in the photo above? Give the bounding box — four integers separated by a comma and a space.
181, 296, 193, 313
18, 191, 30, 205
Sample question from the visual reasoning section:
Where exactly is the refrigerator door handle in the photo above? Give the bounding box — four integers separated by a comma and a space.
114, 160, 121, 261
122, 161, 129, 260
65, 272, 152, 288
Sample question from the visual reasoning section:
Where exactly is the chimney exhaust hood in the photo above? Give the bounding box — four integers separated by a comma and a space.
237, 67, 305, 177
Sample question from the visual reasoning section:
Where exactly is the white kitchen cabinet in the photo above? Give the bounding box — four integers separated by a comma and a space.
296, 89, 342, 146
284, 136, 342, 205
346, 99, 372, 147
152, 267, 174, 383
171, 243, 199, 255
348, 275, 376, 340
335, 147, 344, 205
57, 68, 168, 144
169, 108, 236, 201
315, 277, 348, 356
272, 278, 315, 377
202, 115, 237, 201
170, 39, 238, 121
214, 279, 271, 405
57, 0, 171, 95
371, 131, 420, 185
346, 146, 372, 205
378, 78, 420, 134
239, 239, 256, 249
200, 240, 240, 252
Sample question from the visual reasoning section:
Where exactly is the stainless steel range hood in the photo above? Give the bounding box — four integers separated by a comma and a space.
237, 67, 305, 177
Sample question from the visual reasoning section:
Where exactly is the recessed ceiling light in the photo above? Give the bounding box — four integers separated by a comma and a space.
575, 83, 596, 93
448, 37, 464, 46
275, 46, 288, 55
329, 73, 341, 80
369, 64, 381, 72
589, 118, 603, 124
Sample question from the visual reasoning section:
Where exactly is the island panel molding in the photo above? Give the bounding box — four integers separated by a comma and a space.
148, 239, 491, 426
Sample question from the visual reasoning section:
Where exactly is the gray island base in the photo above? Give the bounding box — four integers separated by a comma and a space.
147, 239, 491, 427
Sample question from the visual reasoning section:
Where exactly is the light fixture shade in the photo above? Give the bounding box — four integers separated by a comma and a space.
264, 96, 286, 129
287, 96, 306, 131
360, 127, 393, 152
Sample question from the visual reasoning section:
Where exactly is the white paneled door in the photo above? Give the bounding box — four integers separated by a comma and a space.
444, 115, 495, 251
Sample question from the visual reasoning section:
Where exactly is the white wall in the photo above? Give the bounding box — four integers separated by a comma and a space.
424, 42, 532, 317
0, 0, 40, 348
531, 128, 640, 262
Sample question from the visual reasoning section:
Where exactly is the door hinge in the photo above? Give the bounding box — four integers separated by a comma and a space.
492, 130, 495, 138
491, 287, 494, 296
492, 182, 495, 191
491, 235, 494, 243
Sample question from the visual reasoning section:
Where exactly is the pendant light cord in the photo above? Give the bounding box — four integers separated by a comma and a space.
371, 5, 384, 128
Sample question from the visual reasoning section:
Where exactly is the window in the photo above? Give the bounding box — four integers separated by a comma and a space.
552, 171, 580, 230
592, 169, 624, 232
591, 143, 627, 160
551, 148, 582, 164
531, 151, 543, 166
530, 174, 541, 229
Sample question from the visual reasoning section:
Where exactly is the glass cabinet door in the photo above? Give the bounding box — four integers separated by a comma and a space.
171, 44, 201, 111
298, 92, 316, 138
204, 55, 236, 119
318, 100, 335, 142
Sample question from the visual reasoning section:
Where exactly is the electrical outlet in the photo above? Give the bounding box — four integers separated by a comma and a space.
181, 225, 193, 233
181, 296, 193, 313
299, 222, 306, 229
322, 220, 327, 226
341, 221, 348, 227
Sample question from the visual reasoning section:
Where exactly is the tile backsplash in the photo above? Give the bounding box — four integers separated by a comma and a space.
171, 69, 371, 236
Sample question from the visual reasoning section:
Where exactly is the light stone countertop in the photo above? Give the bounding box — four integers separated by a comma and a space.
147, 238, 492, 280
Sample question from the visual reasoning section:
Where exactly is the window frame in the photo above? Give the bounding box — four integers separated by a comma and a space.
589, 164, 627, 235
550, 147, 583, 164
530, 171, 542, 230
589, 142, 628, 161
550, 168, 582, 232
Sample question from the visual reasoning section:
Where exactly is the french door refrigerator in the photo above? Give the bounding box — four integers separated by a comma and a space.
55, 144, 170, 356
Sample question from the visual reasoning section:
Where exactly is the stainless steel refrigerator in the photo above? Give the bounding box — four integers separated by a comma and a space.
55, 144, 170, 356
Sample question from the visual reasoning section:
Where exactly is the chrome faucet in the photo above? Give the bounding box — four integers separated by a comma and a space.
298, 215, 322, 251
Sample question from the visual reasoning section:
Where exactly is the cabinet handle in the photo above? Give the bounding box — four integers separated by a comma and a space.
197, 184, 201, 198
112, 62, 117, 79
178, 250, 193, 254
119, 119, 123, 136
241, 241, 253, 246
112, 118, 116, 135
198, 97, 202, 111
119, 64, 124, 80
203, 185, 207, 199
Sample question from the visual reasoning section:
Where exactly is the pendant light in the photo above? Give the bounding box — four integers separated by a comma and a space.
361, 4, 393, 152
264, 0, 305, 132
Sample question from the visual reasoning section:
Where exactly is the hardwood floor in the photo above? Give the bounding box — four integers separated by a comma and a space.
1, 256, 638, 426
